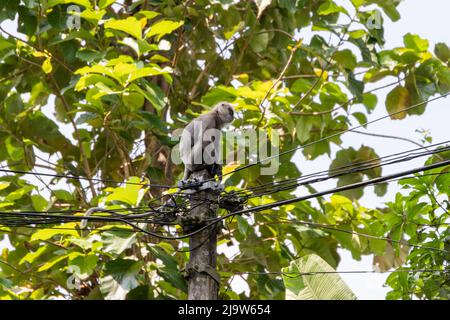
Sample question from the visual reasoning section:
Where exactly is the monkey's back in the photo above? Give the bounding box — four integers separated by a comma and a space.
179, 113, 221, 172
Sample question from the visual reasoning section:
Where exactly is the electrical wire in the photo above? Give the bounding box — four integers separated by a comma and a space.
220, 94, 449, 179
2, 159, 449, 243
259, 217, 445, 251
233, 143, 450, 198
227, 269, 450, 278
170, 159, 450, 251
0, 168, 174, 189
1, 154, 448, 245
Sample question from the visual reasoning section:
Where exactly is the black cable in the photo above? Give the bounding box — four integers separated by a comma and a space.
173, 159, 450, 247
2, 160, 448, 242
260, 217, 440, 250
220, 94, 449, 178
229, 269, 449, 278
225, 143, 450, 204
0, 168, 174, 189
241, 140, 450, 192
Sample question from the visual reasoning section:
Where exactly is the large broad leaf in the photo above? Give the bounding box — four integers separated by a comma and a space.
100, 259, 142, 300
146, 20, 184, 40
105, 17, 146, 40
385, 86, 411, 120
101, 230, 137, 255
105, 177, 147, 206
30, 223, 79, 241
404, 33, 429, 52
48, 0, 92, 8
434, 43, 450, 63
373, 242, 409, 272
282, 254, 356, 300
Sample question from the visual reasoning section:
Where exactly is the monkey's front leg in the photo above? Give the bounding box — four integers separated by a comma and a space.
211, 163, 223, 182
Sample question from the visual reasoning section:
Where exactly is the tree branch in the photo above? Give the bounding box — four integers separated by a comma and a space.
49, 76, 97, 198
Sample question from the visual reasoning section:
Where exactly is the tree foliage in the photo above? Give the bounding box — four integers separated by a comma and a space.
0, 0, 449, 300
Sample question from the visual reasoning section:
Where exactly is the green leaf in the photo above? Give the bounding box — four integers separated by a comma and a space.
236, 215, 250, 236
148, 246, 187, 292
105, 17, 145, 40
105, 177, 147, 206
250, 32, 269, 53
374, 182, 388, 197
0, 182, 10, 191
135, 11, 160, 20
348, 72, 364, 102
18, 5, 37, 36
291, 78, 313, 93
68, 253, 98, 278
5, 137, 24, 162
31, 195, 48, 211
334, 49, 357, 70
434, 43, 450, 62
98, 0, 115, 9
352, 112, 368, 126
282, 254, 356, 300
128, 66, 172, 84
75, 74, 117, 92
31, 223, 79, 241
385, 86, 411, 120
320, 83, 348, 107
131, 82, 167, 111
145, 20, 184, 40
330, 146, 381, 200
362, 93, 378, 112
53, 189, 74, 201
76, 49, 104, 62
80, 9, 107, 23
5, 185, 34, 202
318, 1, 346, 16
42, 57, 53, 74
363, 68, 395, 83
122, 91, 145, 110
137, 111, 167, 132
102, 230, 137, 255
351, 0, 364, 8
348, 29, 366, 39
100, 259, 142, 300
48, 0, 92, 9
368, 0, 400, 22
295, 117, 313, 143
19, 246, 47, 265
404, 33, 429, 52
37, 254, 71, 272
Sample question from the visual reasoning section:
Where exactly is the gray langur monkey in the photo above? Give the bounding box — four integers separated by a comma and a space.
179, 102, 234, 181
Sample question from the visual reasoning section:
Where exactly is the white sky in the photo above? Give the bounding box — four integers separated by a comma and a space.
1, 0, 449, 300
318, 0, 450, 299
229, 0, 450, 300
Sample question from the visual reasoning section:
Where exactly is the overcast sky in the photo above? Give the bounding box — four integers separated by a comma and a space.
327, 0, 450, 299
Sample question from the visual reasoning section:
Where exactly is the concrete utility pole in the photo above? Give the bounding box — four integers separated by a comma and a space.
184, 169, 220, 300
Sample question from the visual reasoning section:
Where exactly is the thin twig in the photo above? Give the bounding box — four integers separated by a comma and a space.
255, 42, 302, 127
49, 76, 97, 198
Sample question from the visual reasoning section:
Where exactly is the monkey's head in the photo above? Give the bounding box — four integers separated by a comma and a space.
213, 102, 234, 128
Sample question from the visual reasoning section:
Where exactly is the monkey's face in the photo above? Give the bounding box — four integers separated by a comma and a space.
215, 102, 235, 126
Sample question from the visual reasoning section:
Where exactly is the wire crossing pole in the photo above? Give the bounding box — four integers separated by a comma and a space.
185, 169, 219, 300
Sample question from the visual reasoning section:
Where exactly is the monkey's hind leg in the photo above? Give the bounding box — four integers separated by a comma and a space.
182, 167, 192, 182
